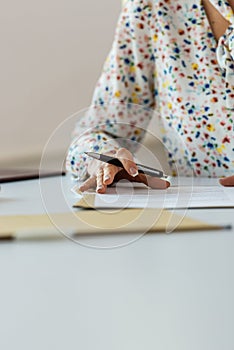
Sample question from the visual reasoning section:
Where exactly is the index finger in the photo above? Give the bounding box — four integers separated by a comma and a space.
116, 148, 139, 177
219, 175, 234, 187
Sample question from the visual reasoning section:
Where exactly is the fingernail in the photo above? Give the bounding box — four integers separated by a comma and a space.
104, 175, 110, 181
129, 167, 138, 177
97, 185, 103, 191
219, 178, 225, 186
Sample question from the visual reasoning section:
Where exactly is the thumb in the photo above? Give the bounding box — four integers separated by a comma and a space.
219, 175, 234, 187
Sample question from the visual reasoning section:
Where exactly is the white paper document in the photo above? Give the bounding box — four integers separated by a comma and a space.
73, 177, 234, 209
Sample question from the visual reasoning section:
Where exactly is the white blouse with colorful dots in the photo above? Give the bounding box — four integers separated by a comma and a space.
66, 0, 234, 180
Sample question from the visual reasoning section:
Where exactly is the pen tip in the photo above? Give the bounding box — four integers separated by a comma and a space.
84, 152, 99, 160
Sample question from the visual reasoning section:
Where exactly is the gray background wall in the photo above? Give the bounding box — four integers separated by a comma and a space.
0, 0, 121, 167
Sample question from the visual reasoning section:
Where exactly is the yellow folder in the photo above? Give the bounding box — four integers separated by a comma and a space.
0, 207, 227, 241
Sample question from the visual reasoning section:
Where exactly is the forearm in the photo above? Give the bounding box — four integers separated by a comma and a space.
67, 0, 156, 179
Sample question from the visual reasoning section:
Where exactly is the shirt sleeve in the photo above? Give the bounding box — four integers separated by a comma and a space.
66, 0, 156, 180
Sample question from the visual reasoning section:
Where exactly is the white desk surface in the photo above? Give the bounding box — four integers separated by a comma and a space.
0, 176, 234, 350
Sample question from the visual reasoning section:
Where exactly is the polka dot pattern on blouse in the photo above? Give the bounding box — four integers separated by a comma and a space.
66, 0, 234, 180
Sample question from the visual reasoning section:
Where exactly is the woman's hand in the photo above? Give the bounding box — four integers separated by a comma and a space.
219, 175, 234, 187
79, 148, 170, 194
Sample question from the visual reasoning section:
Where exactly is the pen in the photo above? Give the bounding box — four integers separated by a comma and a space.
85, 152, 168, 178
